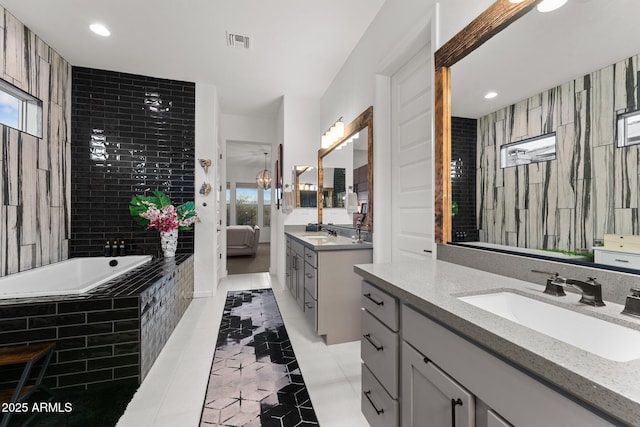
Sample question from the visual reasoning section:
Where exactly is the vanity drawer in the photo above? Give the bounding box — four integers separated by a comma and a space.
604, 234, 640, 251
304, 290, 317, 331
304, 262, 317, 299
361, 309, 398, 398
362, 281, 398, 331
594, 249, 640, 269
304, 247, 317, 268
362, 364, 398, 427
292, 239, 305, 257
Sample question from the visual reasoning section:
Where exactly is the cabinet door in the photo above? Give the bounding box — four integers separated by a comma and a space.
402, 342, 474, 427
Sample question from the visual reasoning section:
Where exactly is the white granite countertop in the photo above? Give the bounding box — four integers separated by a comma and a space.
286, 231, 373, 251
354, 259, 640, 426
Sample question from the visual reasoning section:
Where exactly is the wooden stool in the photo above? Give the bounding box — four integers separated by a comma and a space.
0, 342, 55, 427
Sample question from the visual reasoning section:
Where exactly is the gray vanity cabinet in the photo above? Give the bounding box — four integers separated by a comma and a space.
402, 305, 614, 427
401, 342, 474, 427
361, 281, 399, 427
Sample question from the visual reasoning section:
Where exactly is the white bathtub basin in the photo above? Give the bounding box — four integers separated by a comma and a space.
458, 291, 640, 362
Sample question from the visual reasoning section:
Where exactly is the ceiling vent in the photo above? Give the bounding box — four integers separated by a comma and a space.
226, 32, 251, 49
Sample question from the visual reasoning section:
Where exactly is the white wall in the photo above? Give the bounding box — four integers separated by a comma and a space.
320, 0, 437, 263
318, 0, 496, 263
437, 0, 493, 48
194, 83, 219, 297
221, 114, 278, 144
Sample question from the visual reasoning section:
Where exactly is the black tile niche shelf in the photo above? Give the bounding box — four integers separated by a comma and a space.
0, 254, 194, 392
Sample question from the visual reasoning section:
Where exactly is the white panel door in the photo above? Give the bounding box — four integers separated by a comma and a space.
391, 45, 433, 261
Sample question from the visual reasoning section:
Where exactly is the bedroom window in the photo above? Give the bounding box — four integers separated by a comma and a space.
263, 188, 271, 227
235, 185, 259, 226
227, 182, 271, 229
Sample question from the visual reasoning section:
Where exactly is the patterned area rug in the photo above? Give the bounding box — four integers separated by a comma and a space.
200, 289, 319, 427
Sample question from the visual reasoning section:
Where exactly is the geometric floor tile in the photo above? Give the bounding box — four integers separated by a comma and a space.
200, 289, 319, 427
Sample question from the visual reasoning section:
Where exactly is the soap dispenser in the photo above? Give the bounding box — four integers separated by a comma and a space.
104, 241, 111, 257
119, 240, 126, 256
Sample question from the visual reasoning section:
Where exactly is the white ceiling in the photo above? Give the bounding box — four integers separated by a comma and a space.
452, 0, 640, 118
227, 140, 272, 172
1, 0, 385, 118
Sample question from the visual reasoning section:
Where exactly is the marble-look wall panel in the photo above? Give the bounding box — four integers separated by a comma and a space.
478, 53, 640, 251
0, 11, 71, 277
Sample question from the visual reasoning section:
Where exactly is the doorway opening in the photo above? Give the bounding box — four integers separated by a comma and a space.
225, 141, 272, 274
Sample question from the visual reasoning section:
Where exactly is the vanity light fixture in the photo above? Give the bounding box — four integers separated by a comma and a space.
537, 0, 568, 12
484, 91, 498, 99
321, 118, 344, 149
90, 23, 111, 37
256, 152, 272, 189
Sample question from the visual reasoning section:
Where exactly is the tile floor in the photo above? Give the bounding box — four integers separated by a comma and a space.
117, 273, 369, 427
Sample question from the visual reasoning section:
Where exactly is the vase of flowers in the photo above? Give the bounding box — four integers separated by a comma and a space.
129, 191, 198, 257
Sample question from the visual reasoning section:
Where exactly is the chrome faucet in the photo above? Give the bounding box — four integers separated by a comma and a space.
355, 220, 363, 243
564, 278, 605, 307
532, 270, 605, 306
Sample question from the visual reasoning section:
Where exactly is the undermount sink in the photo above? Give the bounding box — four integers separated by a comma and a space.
458, 291, 640, 362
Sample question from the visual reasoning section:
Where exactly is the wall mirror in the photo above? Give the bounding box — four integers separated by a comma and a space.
435, 0, 640, 271
292, 165, 318, 208
318, 106, 373, 230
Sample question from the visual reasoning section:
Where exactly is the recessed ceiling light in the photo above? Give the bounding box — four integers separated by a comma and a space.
537, 0, 568, 13
484, 92, 498, 99
90, 23, 111, 37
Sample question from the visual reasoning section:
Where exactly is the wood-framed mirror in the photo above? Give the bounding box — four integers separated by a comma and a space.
434, 0, 541, 243
436, 0, 640, 273
292, 165, 318, 208
318, 106, 373, 231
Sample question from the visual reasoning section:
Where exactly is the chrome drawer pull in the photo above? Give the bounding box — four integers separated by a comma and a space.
363, 333, 384, 351
615, 259, 630, 263
364, 390, 384, 415
364, 293, 384, 306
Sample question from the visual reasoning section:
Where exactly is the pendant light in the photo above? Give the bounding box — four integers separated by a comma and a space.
256, 152, 272, 189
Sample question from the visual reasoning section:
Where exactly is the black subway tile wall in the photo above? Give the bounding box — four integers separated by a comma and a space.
71, 67, 196, 257
0, 255, 193, 391
451, 117, 479, 242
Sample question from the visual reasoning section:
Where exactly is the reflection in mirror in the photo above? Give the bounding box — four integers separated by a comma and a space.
446, 1, 640, 269
318, 106, 373, 230
292, 165, 317, 208
321, 168, 346, 208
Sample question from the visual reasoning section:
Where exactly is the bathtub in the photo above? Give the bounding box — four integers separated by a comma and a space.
0, 255, 153, 299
